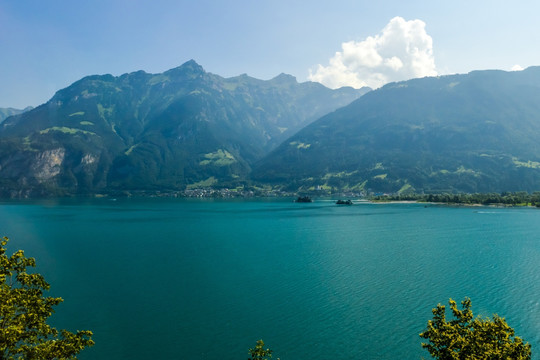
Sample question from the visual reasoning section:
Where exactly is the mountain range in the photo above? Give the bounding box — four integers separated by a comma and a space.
2, 61, 540, 198
0, 60, 367, 197
254, 67, 540, 194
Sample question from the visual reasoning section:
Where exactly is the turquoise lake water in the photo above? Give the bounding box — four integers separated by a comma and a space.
0, 198, 539, 359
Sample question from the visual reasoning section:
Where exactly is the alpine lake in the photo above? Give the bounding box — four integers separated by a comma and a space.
1, 197, 539, 359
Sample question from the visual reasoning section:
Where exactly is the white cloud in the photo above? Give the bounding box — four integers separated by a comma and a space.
309, 17, 437, 89
511, 64, 524, 71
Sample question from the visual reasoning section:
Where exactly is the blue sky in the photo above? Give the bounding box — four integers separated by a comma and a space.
1, 0, 539, 108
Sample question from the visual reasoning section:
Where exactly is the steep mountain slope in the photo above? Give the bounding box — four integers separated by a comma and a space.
254, 67, 540, 193
0, 60, 368, 197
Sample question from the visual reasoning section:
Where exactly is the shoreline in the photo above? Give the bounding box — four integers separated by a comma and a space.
370, 200, 538, 208
2, 194, 538, 210
1, 187, 539, 208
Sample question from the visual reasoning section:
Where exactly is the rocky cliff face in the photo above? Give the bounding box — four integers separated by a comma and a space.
0, 146, 106, 198
32, 148, 65, 180
0, 148, 63, 197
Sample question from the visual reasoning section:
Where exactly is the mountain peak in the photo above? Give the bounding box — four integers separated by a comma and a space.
270, 73, 297, 84
165, 60, 206, 78
180, 59, 204, 71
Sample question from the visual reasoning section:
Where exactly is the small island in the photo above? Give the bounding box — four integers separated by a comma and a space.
295, 196, 313, 203
336, 199, 353, 205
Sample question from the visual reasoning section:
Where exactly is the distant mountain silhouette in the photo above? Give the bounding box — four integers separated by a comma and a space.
0, 106, 33, 122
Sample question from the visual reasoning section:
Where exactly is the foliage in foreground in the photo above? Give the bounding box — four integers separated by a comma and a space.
248, 339, 277, 360
252, 298, 531, 360
420, 298, 531, 360
0, 236, 94, 359
2, 234, 532, 360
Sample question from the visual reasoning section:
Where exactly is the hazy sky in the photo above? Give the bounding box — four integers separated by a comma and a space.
1, 0, 539, 108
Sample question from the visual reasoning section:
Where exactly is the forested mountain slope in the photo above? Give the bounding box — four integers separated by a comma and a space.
0, 60, 367, 197
254, 67, 540, 193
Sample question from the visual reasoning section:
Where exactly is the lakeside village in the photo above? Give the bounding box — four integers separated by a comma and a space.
183, 187, 365, 199
96, 183, 367, 200
110, 187, 366, 199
